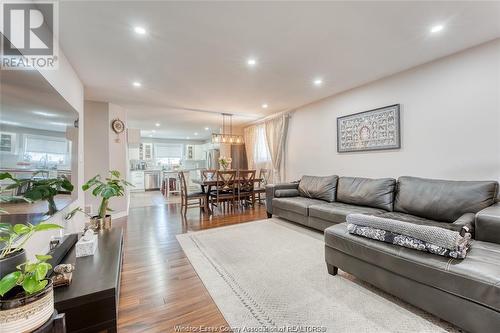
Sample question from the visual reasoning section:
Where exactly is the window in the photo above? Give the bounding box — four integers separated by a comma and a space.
254, 124, 270, 164
24, 135, 68, 165
155, 144, 183, 166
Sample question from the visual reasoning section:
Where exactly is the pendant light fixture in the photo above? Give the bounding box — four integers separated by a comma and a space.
211, 113, 244, 145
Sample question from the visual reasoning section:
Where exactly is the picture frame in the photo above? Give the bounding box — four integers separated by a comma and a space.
337, 104, 400, 153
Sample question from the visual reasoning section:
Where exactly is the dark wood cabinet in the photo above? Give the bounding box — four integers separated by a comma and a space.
54, 228, 123, 333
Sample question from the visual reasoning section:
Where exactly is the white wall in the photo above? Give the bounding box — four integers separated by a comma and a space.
84, 101, 109, 212
83, 101, 129, 217
285, 39, 500, 182
108, 104, 129, 215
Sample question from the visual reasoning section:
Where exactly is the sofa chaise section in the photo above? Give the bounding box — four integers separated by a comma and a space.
324, 176, 500, 333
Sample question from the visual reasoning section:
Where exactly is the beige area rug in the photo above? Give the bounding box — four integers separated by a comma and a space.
177, 218, 461, 333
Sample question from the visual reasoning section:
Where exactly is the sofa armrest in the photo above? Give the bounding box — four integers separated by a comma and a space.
475, 203, 500, 244
265, 182, 299, 215
452, 213, 475, 237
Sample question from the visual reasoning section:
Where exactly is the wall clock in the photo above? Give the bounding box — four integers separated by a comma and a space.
111, 118, 125, 134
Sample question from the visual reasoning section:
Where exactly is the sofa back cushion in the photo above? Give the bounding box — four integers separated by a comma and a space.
394, 176, 499, 222
337, 177, 396, 211
298, 175, 338, 202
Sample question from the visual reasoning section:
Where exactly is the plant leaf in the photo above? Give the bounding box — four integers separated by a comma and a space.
110, 170, 120, 178
35, 254, 52, 262
0, 271, 22, 297
0, 172, 14, 181
22, 274, 39, 294
24, 263, 37, 273
34, 223, 63, 231
35, 262, 51, 280
0, 223, 13, 233
65, 207, 82, 220
13, 224, 31, 235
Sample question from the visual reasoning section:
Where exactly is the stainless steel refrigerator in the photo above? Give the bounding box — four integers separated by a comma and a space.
207, 149, 220, 169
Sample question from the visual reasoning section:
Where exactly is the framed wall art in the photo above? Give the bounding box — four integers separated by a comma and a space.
337, 104, 400, 153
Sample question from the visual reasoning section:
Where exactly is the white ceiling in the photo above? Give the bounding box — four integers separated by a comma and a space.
58, 1, 500, 139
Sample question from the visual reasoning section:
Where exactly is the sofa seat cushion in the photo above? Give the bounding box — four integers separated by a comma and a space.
272, 197, 325, 216
309, 202, 385, 224
325, 223, 500, 312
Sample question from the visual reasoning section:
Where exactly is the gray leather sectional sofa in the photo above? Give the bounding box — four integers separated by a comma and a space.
266, 175, 500, 333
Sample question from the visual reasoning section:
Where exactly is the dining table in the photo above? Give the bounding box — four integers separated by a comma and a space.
192, 177, 263, 213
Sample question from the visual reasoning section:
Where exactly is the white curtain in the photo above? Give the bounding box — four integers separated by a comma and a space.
265, 114, 289, 183
244, 124, 271, 175
243, 126, 257, 171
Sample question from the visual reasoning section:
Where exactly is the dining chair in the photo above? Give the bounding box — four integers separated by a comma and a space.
210, 170, 237, 213
179, 171, 206, 215
237, 170, 256, 207
201, 169, 217, 181
255, 168, 270, 204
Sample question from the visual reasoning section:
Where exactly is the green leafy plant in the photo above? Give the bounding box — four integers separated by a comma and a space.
0, 254, 52, 297
0, 222, 63, 259
82, 170, 132, 219
0, 172, 74, 215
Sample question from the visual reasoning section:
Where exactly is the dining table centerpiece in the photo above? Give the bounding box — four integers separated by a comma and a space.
218, 156, 232, 170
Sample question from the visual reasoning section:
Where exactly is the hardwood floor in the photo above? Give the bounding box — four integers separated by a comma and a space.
116, 202, 267, 332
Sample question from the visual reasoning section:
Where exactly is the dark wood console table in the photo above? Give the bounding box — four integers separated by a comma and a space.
54, 228, 124, 333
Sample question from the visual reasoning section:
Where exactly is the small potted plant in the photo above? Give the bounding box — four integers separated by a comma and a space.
0, 254, 55, 332
0, 172, 74, 216
218, 156, 232, 170
80, 170, 132, 230
0, 222, 63, 279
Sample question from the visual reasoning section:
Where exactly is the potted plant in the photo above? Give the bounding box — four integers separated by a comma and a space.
218, 156, 232, 170
80, 170, 132, 229
0, 172, 74, 216
0, 222, 63, 279
0, 254, 55, 332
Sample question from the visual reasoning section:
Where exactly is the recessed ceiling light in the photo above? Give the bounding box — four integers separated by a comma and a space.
155, 123, 160, 127
132, 81, 142, 87
134, 26, 147, 35
204, 127, 210, 131
430, 24, 444, 33
186, 136, 190, 140
149, 134, 153, 137
261, 103, 268, 109
194, 132, 198, 136
33, 111, 56, 117
247, 58, 257, 66
313, 78, 323, 86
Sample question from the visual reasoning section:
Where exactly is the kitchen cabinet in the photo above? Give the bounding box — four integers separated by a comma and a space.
185, 144, 206, 161
185, 145, 195, 160
0, 132, 16, 154
129, 171, 145, 191
139, 143, 153, 160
